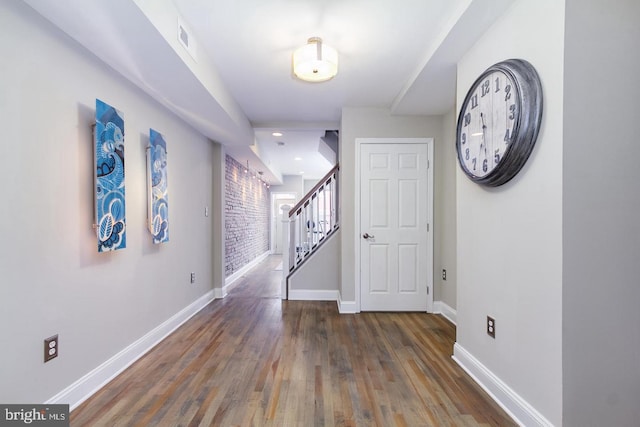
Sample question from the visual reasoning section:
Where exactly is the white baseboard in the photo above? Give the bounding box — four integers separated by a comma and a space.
452, 343, 554, 427
213, 287, 225, 299
288, 289, 339, 301
337, 295, 358, 314
221, 251, 270, 297
46, 290, 215, 411
433, 300, 457, 325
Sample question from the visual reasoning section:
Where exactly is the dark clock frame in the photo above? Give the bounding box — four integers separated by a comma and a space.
456, 58, 543, 187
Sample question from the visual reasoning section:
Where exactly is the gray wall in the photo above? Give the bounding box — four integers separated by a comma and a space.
304, 178, 320, 194
0, 1, 218, 403
455, 0, 565, 423
288, 230, 341, 293
562, 0, 640, 425
211, 143, 226, 292
435, 109, 457, 308
270, 174, 305, 202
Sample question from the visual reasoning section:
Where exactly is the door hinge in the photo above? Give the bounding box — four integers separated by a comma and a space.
427, 286, 430, 295
427, 223, 430, 232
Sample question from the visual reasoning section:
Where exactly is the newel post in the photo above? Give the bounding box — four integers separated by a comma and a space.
280, 204, 291, 300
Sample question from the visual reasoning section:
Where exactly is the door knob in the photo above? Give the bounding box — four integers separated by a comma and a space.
362, 233, 375, 239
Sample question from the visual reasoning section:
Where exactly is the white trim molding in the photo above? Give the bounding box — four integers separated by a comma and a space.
213, 286, 226, 299
433, 300, 457, 325
337, 294, 358, 314
46, 290, 215, 410
288, 289, 339, 301
452, 343, 554, 427
221, 251, 271, 297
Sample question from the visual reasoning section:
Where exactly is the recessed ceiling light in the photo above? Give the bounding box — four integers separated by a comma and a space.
299, 171, 305, 175
294, 157, 302, 161
272, 132, 283, 137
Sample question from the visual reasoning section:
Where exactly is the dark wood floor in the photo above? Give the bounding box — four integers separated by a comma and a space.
71, 255, 516, 426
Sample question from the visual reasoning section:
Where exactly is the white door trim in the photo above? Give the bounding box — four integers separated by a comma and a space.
354, 137, 434, 313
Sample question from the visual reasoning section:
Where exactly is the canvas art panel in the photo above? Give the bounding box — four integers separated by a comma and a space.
94, 99, 126, 252
147, 129, 169, 244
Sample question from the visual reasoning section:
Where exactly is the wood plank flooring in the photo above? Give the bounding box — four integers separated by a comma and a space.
71, 255, 516, 426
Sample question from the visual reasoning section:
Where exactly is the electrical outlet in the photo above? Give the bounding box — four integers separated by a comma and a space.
44, 335, 58, 363
190, 272, 196, 284
442, 269, 447, 280
487, 316, 496, 338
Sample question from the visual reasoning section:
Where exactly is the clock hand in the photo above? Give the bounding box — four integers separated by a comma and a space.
481, 112, 488, 158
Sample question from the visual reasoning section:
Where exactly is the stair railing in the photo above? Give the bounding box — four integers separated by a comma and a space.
281, 164, 339, 294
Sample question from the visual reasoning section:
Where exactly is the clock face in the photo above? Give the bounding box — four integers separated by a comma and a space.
458, 69, 518, 179
456, 59, 543, 187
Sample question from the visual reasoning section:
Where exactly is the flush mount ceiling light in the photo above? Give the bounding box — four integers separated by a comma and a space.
292, 37, 338, 83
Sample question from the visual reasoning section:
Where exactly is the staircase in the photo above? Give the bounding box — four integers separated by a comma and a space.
280, 164, 339, 298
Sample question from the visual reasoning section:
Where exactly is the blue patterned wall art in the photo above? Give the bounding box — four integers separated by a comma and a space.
94, 99, 126, 252
147, 129, 169, 244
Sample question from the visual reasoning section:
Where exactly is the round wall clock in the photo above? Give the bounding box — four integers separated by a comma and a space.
456, 58, 543, 186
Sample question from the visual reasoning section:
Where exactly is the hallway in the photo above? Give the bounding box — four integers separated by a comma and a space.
225, 255, 283, 300
70, 255, 515, 426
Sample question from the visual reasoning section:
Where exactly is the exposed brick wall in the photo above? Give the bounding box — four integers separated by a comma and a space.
225, 155, 271, 277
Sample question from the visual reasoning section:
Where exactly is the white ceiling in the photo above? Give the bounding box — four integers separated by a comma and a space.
23, 0, 514, 182
250, 128, 335, 179
173, 0, 463, 123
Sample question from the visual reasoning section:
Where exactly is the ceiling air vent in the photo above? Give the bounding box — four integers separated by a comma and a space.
177, 18, 197, 61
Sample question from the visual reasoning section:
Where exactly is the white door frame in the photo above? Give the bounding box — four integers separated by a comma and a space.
354, 137, 434, 313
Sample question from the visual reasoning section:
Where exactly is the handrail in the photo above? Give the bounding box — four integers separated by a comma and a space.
289, 164, 339, 217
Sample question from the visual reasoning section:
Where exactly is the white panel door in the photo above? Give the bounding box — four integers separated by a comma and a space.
360, 142, 430, 311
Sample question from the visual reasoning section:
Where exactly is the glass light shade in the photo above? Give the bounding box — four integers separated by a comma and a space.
293, 37, 338, 82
